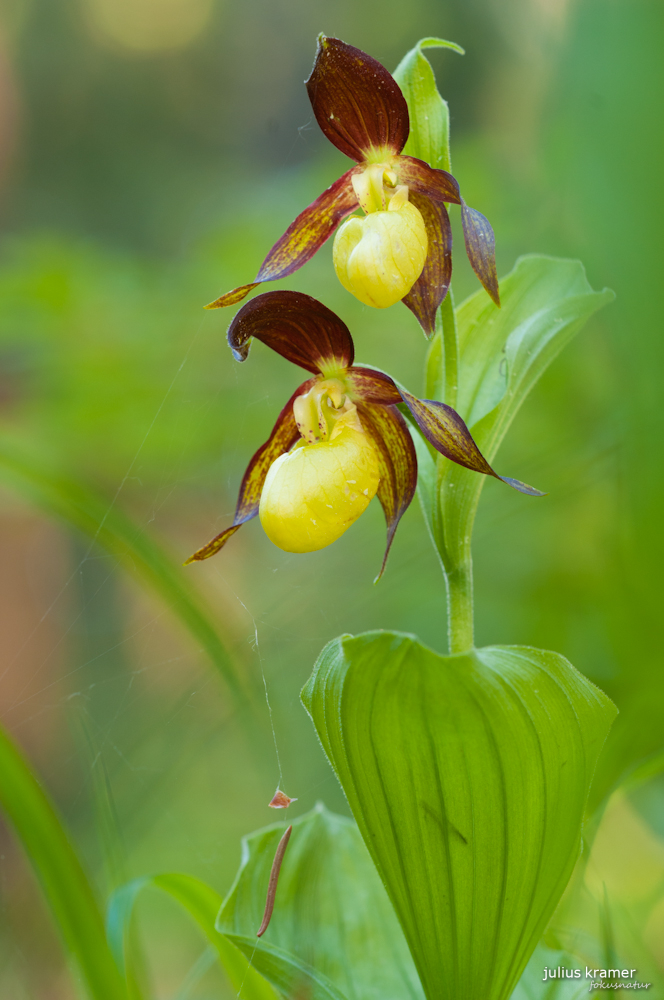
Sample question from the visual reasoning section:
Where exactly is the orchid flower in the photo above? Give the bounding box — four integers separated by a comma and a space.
187, 291, 542, 577
206, 37, 500, 336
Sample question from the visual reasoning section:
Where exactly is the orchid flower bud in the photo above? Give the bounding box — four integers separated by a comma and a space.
333, 191, 428, 309
259, 381, 380, 553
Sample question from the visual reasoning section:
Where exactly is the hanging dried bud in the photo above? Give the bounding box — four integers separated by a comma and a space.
269, 789, 297, 809
256, 825, 293, 938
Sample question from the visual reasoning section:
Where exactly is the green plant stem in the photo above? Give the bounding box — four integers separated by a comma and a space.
444, 559, 474, 654
440, 289, 458, 410
438, 289, 472, 652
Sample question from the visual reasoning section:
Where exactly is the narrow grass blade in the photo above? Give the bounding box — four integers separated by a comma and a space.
0, 723, 127, 1000
107, 873, 279, 1000
0, 439, 247, 702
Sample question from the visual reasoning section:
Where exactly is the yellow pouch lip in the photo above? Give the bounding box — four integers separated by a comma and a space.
259, 424, 380, 553
333, 201, 428, 309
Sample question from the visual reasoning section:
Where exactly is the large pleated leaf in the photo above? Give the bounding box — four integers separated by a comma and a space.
0, 723, 127, 1000
106, 873, 278, 1000
302, 632, 616, 1000
217, 803, 425, 1000
454, 254, 614, 442
0, 439, 247, 701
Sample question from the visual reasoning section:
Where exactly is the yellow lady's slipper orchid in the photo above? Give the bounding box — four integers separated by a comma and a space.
186, 292, 542, 577
206, 36, 501, 337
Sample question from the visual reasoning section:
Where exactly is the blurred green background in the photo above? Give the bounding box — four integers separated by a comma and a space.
0, 0, 663, 995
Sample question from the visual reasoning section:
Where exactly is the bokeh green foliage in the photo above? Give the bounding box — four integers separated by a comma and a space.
0, 0, 663, 994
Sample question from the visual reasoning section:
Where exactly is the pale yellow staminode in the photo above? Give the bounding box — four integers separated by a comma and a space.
333, 198, 428, 309
259, 381, 380, 553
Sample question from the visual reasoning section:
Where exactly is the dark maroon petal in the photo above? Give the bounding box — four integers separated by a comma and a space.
205, 170, 358, 310
306, 36, 409, 162
402, 194, 452, 337
185, 380, 316, 563
357, 402, 417, 580
400, 390, 544, 495
228, 291, 354, 374
398, 156, 461, 205
346, 366, 402, 405
461, 202, 500, 306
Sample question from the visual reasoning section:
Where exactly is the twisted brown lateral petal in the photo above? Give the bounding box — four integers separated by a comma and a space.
207, 282, 260, 310
257, 825, 293, 938
357, 402, 417, 580
461, 202, 500, 306
402, 194, 452, 337
399, 158, 500, 305
400, 391, 544, 495
206, 170, 359, 310
398, 156, 461, 205
349, 368, 544, 496
306, 36, 409, 162
228, 291, 354, 373
185, 380, 315, 563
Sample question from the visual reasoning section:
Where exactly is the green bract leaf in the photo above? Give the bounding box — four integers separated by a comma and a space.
0, 723, 127, 1000
302, 632, 617, 1000
216, 804, 425, 1000
394, 39, 465, 172
107, 873, 278, 1000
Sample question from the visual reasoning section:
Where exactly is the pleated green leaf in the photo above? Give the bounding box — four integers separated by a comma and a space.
421, 255, 614, 591
0, 723, 127, 1000
0, 439, 247, 702
454, 255, 614, 446
217, 803, 425, 1000
107, 873, 278, 1000
302, 632, 617, 1000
